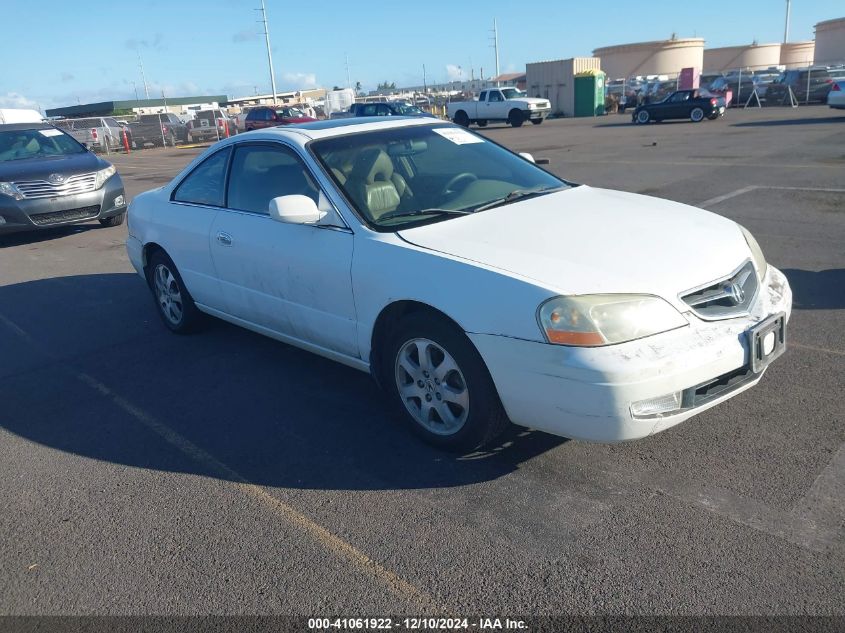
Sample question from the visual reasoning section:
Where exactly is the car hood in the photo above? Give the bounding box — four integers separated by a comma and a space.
397, 185, 751, 310
0, 151, 104, 181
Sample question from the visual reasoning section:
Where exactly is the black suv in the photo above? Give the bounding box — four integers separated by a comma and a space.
764, 69, 835, 105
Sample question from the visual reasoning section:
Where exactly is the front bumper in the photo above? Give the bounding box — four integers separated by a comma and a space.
469, 266, 792, 442
0, 175, 126, 235
525, 108, 551, 120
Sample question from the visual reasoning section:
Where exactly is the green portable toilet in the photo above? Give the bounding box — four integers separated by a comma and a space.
574, 69, 606, 117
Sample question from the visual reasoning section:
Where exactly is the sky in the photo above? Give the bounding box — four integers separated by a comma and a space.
1, 0, 841, 111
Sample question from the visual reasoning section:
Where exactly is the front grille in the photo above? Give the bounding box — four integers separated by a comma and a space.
14, 173, 97, 199
681, 260, 759, 320
29, 205, 100, 226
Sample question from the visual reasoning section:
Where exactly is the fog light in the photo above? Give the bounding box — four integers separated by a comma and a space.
631, 391, 682, 417
114, 195, 126, 207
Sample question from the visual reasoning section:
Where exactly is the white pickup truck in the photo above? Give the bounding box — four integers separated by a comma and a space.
447, 88, 551, 128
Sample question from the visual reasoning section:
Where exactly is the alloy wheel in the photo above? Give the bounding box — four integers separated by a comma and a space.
394, 338, 470, 436
154, 263, 184, 326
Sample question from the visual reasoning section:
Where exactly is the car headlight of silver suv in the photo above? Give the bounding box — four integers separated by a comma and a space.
538, 294, 688, 346
94, 165, 116, 189
739, 225, 767, 280
0, 182, 25, 200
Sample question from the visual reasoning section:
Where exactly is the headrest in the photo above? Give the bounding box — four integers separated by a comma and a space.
350, 148, 393, 184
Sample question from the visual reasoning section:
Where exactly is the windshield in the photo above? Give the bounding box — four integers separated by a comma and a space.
310, 124, 568, 229
277, 108, 305, 118
391, 103, 425, 115
500, 88, 527, 99
0, 128, 86, 162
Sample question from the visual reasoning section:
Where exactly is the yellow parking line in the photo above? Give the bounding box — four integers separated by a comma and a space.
75, 372, 439, 610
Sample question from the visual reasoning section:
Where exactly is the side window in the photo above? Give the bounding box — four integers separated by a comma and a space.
376, 104, 391, 116
479, 91, 487, 101
227, 144, 319, 215
263, 109, 274, 121
489, 91, 503, 102
173, 147, 231, 207
361, 105, 377, 116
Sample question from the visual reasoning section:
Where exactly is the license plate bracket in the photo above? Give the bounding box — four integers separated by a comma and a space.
748, 313, 786, 373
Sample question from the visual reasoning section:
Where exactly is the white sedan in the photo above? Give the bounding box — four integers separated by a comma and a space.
126, 117, 792, 451
828, 80, 845, 109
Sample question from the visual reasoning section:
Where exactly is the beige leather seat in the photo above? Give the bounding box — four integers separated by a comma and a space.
347, 149, 402, 220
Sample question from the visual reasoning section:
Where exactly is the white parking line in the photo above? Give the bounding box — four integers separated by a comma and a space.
790, 442, 845, 552
699, 186, 759, 208
700, 185, 845, 208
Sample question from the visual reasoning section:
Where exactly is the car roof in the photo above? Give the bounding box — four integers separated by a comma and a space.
268, 116, 442, 140
0, 122, 55, 131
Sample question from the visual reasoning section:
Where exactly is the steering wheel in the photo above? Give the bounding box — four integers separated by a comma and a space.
442, 172, 478, 197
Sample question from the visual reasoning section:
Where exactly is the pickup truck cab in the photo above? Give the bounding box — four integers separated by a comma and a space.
447, 88, 551, 128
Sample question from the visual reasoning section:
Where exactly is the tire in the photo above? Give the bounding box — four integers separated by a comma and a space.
385, 312, 510, 452
508, 109, 525, 127
145, 250, 202, 334
98, 212, 125, 227
707, 112, 719, 120
453, 111, 470, 128
476, 120, 488, 127
530, 118, 543, 125
690, 107, 705, 122
167, 132, 176, 146
635, 109, 650, 124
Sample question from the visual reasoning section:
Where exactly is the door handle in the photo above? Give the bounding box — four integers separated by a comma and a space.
216, 231, 232, 246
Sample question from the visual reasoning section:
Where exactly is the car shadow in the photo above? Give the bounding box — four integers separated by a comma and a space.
0, 223, 104, 247
731, 116, 844, 127
782, 269, 845, 310
0, 273, 565, 491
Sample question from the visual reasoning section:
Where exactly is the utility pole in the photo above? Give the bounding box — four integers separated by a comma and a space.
423, 64, 427, 93
783, 0, 792, 43
345, 53, 352, 89
491, 19, 501, 86
257, 0, 278, 104
137, 50, 150, 99
158, 90, 167, 147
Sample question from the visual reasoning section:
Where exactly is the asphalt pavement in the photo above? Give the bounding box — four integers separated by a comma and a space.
0, 106, 843, 618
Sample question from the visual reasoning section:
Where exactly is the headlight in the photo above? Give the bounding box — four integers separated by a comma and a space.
739, 225, 767, 280
527, 103, 537, 109
0, 182, 25, 200
538, 294, 688, 346
94, 165, 116, 189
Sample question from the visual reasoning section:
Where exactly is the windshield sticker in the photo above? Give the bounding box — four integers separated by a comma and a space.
39, 129, 64, 137
433, 128, 484, 145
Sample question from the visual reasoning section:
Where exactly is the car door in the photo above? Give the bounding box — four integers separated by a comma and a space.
486, 90, 505, 118
163, 146, 232, 311
209, 141, 358, 357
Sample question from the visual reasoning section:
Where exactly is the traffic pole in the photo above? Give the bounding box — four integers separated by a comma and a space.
122, 129, 131, 153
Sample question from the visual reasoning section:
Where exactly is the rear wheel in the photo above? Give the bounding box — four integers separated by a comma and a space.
635, 109, 650, 124
476, 120, 488, 127
146, 251, 202, 334
508, 109, 525, 127
531, 118, 543, 125
99, 212, 125, 227
385, 312, 510, 452
690, 107, 705, 122
453, 111, 470, 127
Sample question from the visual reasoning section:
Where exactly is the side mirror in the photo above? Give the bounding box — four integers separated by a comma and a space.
269, 195, 325, 225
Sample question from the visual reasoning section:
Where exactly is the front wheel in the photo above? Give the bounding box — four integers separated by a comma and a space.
146, 251, 202, 334
386, 313, 510, 452
508, 109, 525, 127
530, 118, 543, 125
690, 107, 705, 122
635, 110, 650, 124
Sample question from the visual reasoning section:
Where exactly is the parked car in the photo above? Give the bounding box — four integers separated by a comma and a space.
128, 113, 189, 147
447, 88, 551, 127
52, 116, 126, 151
125, 118, 791, 451
0, 122, 126, 234
244, 106, 317, 131
633, 90, 726, 123
764, 68, 835, 105
828, 80, 845, 110
331, 101, 437, 119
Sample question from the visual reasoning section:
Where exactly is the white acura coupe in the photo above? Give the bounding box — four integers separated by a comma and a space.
126, 117, 791, 451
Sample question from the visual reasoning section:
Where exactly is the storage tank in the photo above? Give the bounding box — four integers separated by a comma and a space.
592, 37, 704, 80
703, 43, 782, 72
814, 18, 845, 65
779, 41, 815, 68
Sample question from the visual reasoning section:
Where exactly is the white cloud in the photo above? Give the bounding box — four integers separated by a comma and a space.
281, 72, 318, 89
446, 64, 464, 81
0, 92, 40, 110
